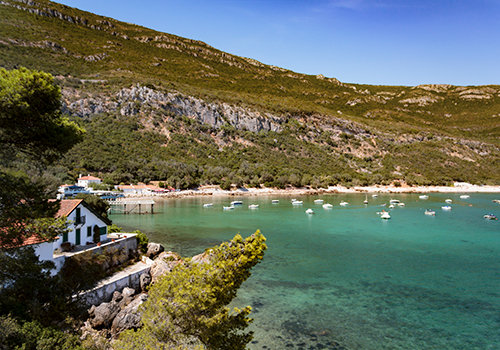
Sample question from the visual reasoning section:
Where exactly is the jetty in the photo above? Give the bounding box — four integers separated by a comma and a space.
108, 199, 155, 214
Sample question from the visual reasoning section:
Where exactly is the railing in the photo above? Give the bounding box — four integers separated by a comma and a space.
73, 215, 86, 226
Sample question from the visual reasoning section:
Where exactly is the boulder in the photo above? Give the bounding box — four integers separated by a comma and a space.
90, 300, 121, 329
140, 271, 152, 291
111, 293, 148, 335
150, 251, 183, 283
146, 243, 164, 258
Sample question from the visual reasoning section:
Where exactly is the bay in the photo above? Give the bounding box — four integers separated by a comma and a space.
110, 193, 500, 349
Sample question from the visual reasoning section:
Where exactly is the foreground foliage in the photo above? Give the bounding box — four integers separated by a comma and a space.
116, 231, 267, 350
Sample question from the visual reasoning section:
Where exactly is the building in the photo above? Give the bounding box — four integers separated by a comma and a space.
115, 184, 161, 196
57, 184, 90, 199
78, 174, 102, 189
52, 199, 111, 251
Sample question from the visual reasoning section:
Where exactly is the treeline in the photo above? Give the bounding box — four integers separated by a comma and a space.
56, 109, 500, 189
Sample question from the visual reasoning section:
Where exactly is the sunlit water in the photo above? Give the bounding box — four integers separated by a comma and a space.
110, 193, 500, 350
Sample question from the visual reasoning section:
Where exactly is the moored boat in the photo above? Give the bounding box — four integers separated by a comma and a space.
445, 199, 453, 203
340, 201, 349, 206
305, 208, 314, 214
248, 204, 259, 209
203, 203, 213, 208
460, 195, 470, 199
442, 206, 452, 211
322, 203, 333, 209
292, 200, 303, 205
419, 195, 429, 199
389, 199, 400, 204
223, 206, 235, 210
425, 209, 436, 216
484, 213, 497, 220
231, 201, 243, 205
380, 211, 391, 219
314, 199, 324, 204
271, 199, 279, 204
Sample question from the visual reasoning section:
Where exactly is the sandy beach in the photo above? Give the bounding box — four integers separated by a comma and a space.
121, 183, 500, 200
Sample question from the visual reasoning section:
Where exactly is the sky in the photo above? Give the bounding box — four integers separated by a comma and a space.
55, 0, 500, 86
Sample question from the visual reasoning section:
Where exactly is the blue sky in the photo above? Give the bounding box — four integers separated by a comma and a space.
56, 0, 500, 86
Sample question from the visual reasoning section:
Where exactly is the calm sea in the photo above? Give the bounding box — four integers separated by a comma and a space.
110, 193, 500, 350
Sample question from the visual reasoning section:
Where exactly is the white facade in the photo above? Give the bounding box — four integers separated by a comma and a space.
78, 175, 102, 188
52, 201, 110, 251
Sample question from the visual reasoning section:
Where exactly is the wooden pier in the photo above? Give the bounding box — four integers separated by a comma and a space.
108, 200, 155, 214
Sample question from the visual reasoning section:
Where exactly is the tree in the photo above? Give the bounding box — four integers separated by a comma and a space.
0, 67, 85, 248
0, 67, 84, 162
115, 231, 267, 350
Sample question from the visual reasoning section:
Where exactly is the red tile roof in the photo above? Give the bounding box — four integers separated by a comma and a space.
55, 199, 83, 218
78, 176, 101, 181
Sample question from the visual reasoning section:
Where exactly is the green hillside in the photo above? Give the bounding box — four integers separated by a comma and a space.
2, 0, 500, 187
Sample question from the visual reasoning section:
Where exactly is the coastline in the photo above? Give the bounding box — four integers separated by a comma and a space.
119, 184, 500, 200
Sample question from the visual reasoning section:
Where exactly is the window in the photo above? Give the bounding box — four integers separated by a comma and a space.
87, 226, 92, 237
99, 226, 107, 235
63, 231, 68, 242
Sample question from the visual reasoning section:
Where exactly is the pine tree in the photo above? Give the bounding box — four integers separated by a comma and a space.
116, 231, 267, 350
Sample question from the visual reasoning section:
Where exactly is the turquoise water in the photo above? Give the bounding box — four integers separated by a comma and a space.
110, 193, 500, 350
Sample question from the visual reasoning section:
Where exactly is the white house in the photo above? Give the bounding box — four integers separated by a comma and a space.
78, 174, 102, 189
115, 184, 161, 196
51, 199, 111, 251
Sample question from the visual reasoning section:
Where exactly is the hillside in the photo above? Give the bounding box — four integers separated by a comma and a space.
1, 0, 500, 187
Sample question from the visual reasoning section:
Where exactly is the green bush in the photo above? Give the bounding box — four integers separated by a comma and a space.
134, 230, 149, 254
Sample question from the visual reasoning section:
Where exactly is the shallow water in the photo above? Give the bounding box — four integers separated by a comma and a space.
110, 193, 500, 349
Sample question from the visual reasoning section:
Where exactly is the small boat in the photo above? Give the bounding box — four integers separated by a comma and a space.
492, 199, 500, 204
291, 199, 297, 202
292, 201, 303, 205
442, 206, 452, 211
271, 199, 279, 204
484, 214, 497, 220
248, 204, 259, 209
425, 209, 436, 216
372, 194, 378, 198
305, 208, 314, 214
380, 211, 391, 219
389, 204, 395, 209
223, 206, 235, 210
364, 194, 368, 205
340, 201, 349, 206
445, 199, 452, 204
323, 203, 333, 209
314, 199, 324, 204
397, 203, 405, 207
231, 201, 243, 205
419, 195, 429, 199
460, 195, 470, 199
203, 203, 213, 208
389, 199, 400, 204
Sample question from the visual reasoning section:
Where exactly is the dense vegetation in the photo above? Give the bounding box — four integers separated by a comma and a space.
1, 0, 500, 189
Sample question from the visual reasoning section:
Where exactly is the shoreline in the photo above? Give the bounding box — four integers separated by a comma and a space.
119, 184, 500, 200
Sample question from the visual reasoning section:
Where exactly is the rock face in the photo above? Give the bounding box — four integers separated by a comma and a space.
146, 242, 164, 259
63, 85, 285, 133
140, 271, 152, 292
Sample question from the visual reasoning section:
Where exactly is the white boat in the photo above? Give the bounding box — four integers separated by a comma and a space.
389, 199, 400, 204
425, 209, 436, 216
223, 206, 235, 210
291, 199, 297, 202
493, 199, 500, 204
364, 194, 368, 204
248, 204, 259, 209
271, 199, 279, 204
314, 199, 324, 204
372, 194, 378, 198
389, 204, 395, 209
442, 206, 452, 211
231, 201, 243, 205
445, 199, 452, 203
322, 203, 333, 209
380, 211, 391, 219
305, 208, 314, 214
203, 203, 213, 207
398, 203, 405, 207
340, 201, 349, 206
460, 195, 470, 199
419, 195, 429, 199
292, 201, 303, 205
484, 213, 497, 220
